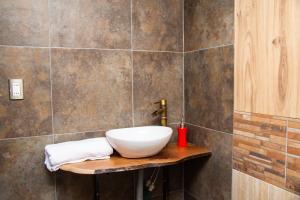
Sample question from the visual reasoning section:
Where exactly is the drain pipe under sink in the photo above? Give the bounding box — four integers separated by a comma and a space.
136, 169, 144, 200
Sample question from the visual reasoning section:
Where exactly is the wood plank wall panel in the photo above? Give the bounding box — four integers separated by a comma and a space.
232, 169, 269, 200
234, 0, 300, 118
233, 169, 300, 200
233, 112, 287, 188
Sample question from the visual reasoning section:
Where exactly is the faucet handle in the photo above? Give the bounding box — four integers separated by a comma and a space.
154, 99, 167, 106
154, 100, 161, 104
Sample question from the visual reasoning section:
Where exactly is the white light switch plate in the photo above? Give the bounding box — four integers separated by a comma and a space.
9, 79, 24, 100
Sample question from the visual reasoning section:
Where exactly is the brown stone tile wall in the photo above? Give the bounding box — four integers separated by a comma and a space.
132, 0, 183, 52
184, 0, 234, 51
0, 47, 52, 139
0, 0, 184, 199
183, 0, 234, 198
0, 0, 50, 46
233, 111, 300, 195
133, 51, 183, 126
50, 0, 131, 49
184, 46, 234, 133
51, 49, 133, 134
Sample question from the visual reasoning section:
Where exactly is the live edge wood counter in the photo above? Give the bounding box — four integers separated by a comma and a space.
60, 144, 211, 175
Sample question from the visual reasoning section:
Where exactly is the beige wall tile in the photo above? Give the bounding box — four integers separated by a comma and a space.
232, 169, 269, 200
233, 169, 300, 200
269, 184, 300, 200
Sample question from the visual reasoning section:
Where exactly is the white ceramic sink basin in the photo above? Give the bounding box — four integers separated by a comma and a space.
105, 126, 172, 158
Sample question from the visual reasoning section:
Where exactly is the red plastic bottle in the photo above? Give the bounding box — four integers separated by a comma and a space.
177, 119, 187, 147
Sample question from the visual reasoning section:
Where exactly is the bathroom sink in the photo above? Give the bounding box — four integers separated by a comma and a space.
105, 126, 172, 158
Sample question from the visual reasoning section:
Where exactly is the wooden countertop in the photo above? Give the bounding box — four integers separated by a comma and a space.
59, 144, 211, 175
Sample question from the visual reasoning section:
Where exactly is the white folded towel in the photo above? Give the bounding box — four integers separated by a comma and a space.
44, 137, 113, 172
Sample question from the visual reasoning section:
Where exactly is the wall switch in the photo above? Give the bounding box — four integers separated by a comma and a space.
9, 79, 24, 100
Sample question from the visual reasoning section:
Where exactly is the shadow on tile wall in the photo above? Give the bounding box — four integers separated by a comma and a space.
0, 0, 184, 200
184, 125, 232, 200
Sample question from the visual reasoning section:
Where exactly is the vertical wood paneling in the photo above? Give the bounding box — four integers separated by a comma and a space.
269, 184, 300, 200
232, 169, 269, 200
233, 170, 300, 200
234, 0, 300, 118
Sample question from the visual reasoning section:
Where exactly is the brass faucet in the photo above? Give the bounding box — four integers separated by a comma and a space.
152, 99, 167, 126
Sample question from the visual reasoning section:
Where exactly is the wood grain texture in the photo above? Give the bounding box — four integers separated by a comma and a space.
60, 144, 211, 175
269, 184, 300, 200
233, 169, 300, 200
232, 169, 269, 200
234, 0, 300, 118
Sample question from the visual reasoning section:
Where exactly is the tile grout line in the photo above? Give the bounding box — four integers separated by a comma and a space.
185, 122, 233, 136
231, 116, 234, 200
46, 0, 57, 199
130, 2, 136, 198
182, 0, 185, 196
234, 109, 300, 122
182, 5, 185, 121
132, 49, 182, 54
131, 0, 135, 128
0, 134, 54, 141
0, 128, 108, 141
53, 128, 107, 136
286, 153, 300, 159
48, 6, 54, 144
0, 45, 50, 49
184, 43, 233, 54
52, 47, 130, 51
0, 44, 182, 54
285, 119, 288, 186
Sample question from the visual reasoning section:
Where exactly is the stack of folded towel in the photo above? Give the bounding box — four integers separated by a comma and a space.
45, 137, 113, 172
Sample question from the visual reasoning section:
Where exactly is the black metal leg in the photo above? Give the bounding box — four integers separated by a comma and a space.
94, 174, 100, 200
163, 167, 169, 200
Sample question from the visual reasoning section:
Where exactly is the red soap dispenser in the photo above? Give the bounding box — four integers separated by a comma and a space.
177, 119, 187, 147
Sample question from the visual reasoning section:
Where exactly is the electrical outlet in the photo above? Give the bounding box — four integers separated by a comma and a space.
9, 79, 24, 100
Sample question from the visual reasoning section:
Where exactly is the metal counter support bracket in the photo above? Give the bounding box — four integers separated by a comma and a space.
94, 174, 100, 200
92, 167, 169, 200
163, 166, 169, 200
